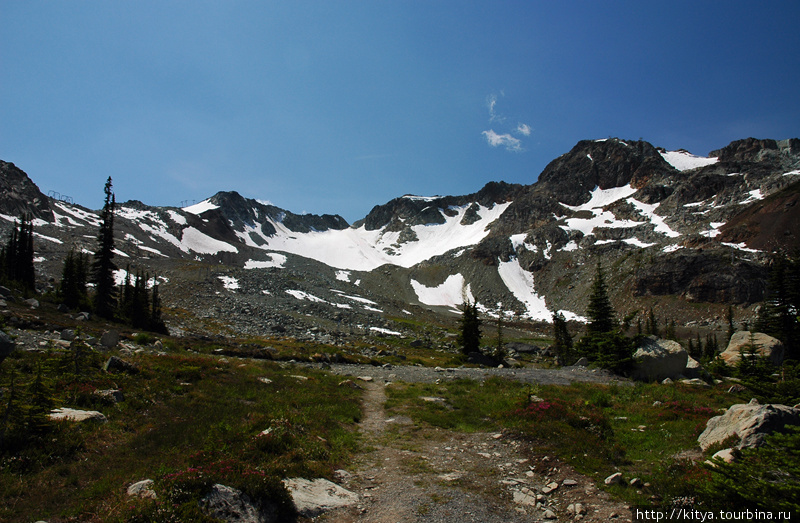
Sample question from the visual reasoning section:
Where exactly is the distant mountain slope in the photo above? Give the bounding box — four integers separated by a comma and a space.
2, 136, 798, 336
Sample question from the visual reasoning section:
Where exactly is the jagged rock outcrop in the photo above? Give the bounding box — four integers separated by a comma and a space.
537, 139, 672, 205
0, 161, 51, 220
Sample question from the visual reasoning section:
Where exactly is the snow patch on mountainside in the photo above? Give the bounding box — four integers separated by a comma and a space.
244, 253, 287, 269
497, 258, 550, 321
627, 199, 681, 238
660, 150, 718, 171
183, 200, 219, 215
219, 276, 239, 290
411, 274, 474, 308
561, 184, 638, 213
181, 227, 238, 254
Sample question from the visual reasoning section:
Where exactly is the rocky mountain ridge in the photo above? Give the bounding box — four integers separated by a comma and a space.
2, 137, 799, 339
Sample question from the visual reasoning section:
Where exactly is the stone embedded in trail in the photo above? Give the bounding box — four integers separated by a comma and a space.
512, 490, 537, 507
604, 472, 623, 485
283, 478, 359, 518
438, 471, 466, 482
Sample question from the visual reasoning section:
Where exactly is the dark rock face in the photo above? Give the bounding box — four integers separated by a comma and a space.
537, 139, 673, 205
709, 137, 780, 163
0, 161, 52, 220
633, 251, 766, 304
358, 181, 522, 232
718, 180, 800, 252
208, 191, 349, 236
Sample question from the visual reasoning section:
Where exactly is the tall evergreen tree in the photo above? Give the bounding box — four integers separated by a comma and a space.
150, 277, 168, 334
552, 311, 575, 366
756, 253, 799, 361
1, 215, 35, 290
92, 177, 117, 319
59, 249, 89, 310
573, 263, 636, 374
458, 301, 482, 355
586, 263, 615, 335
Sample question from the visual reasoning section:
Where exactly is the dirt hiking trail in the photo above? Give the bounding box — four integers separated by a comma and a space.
319, 378, 633, 523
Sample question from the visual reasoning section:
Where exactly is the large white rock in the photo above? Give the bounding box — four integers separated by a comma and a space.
631, 337, 688, 382
49, 407, 107, 424
698, 399, 800, 451
720, 331, 784, 367
283, 478, 359, 518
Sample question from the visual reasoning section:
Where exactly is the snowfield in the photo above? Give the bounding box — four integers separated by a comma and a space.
660, 150, 719, 171
234, 201, 512, 271
410, 274, 474, 309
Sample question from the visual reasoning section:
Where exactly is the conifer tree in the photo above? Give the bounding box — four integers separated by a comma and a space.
586, 263, 615, 335
574, 263, 636, 373
1, 215, 35, 291
458, 301, 481, 355
150, 277, 168, 334
756, 253, 798, 360
552, 311, 575, 366
92, 177, 117, 319
59, 249, 89, 310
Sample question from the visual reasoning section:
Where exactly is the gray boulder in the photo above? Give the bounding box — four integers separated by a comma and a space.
200, 483, 279, 523
103, 356, 139, 374
631, 337, 688, 382
283, 478, 359, 518
100, 330, 120, 348
684, 356, 704, 379
0, 331, 16, 364
720, 331, 784, 367
94, 389, 125, 404
698, 398, 800, 451
23, 298, 39, 309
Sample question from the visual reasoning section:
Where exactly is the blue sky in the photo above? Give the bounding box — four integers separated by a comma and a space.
2, 1, 799, 222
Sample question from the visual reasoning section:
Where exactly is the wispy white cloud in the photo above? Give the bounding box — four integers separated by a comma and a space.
515, 123, 532, 136
482, 129, 522, 152
487, 93, 504, 122
482, 92, 529, 152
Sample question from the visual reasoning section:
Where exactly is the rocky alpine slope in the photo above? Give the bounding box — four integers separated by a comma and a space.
2, 136, 798, 339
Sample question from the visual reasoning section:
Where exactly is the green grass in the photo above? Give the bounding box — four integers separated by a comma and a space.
0, 347, 363, 522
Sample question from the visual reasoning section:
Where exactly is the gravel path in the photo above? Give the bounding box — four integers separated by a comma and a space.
300, 361, 630, 387
314, 369, 633, 523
